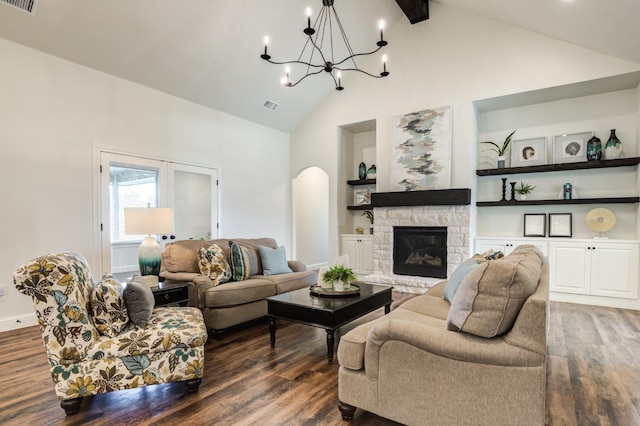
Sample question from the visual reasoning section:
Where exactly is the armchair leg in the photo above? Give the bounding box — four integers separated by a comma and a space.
185, 378, 202, 393
60, 397, 83, 415
338, 399, 357, 421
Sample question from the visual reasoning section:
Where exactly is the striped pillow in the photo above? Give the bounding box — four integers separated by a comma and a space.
230, 241, 253, 281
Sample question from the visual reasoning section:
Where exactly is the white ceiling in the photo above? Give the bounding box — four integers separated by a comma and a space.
0, 0, 638, 133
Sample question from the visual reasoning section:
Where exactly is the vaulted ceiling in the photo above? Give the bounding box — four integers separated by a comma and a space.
0, 0, 638, 133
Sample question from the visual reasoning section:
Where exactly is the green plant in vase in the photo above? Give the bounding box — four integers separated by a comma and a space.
514, 181, 536, 201
481, 130, 517, 168
322, 264, 357, 291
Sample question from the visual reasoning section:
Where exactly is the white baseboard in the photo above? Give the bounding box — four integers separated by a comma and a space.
0, 313, 38, 333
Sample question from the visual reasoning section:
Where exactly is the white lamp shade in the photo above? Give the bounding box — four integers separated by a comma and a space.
124, 207, 174, 235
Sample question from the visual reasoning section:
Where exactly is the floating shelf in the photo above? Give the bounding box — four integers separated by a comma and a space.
347, 178, 376, 186
347, 204, 373, 211
476, 197, 640, 207
476, 157, 640, 176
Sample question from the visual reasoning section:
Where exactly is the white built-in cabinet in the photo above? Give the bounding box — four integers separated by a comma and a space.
341, 234, 374, 276
475, 237, 548, 257
549, 240, 639, 300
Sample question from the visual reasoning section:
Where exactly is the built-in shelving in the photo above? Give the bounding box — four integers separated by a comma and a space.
476, 157, 640, 176
347, 205, 373, 211
347, 178, 376, 186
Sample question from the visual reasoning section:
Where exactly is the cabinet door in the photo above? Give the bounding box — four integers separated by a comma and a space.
549, 243, 590, 295
475, 239, 513, 255
359, 237, 374, 275
341, 237, 358, 270
590, 243, 639, 299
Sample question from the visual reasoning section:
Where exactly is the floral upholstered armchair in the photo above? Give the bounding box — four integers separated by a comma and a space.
13, 252, 208, 415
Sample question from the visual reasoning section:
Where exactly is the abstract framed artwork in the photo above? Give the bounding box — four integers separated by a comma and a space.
549, 213, 572, 237
354, 189, 371, 205
524, 213, 546, 237
390, 105, 452, 191
511, 137, 547, 167
553, 132, 592, 164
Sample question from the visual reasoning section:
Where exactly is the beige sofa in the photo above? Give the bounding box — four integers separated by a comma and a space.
160, 238, 317, 335
337, 245, 548, 425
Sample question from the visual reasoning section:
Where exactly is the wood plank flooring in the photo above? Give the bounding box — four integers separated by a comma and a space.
0, 294, 638, 425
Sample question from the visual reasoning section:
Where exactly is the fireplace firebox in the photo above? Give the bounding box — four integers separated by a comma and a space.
393, 226, 447, 278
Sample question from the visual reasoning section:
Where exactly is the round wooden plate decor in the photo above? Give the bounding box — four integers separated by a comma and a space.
310, 284, 360, 298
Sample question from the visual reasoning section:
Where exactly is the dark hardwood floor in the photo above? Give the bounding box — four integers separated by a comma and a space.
0, 293, 638, 425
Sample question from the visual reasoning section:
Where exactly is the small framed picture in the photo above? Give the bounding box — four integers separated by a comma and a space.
553, 132, 592, 164
511, 137, 547, 167
549, 213, 572, 237
524, 214, 546, 237
354, 189, 371, 205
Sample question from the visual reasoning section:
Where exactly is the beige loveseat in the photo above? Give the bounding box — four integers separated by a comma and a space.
337, 245, 548, 425
160, 238, 317, 335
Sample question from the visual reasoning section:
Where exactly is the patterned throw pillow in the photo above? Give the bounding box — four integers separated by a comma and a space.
197, 244, 231, 285
91, 273, 129, 337
230, 241, 253, 281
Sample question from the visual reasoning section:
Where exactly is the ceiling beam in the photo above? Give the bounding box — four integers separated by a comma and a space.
395, 0, 429, 24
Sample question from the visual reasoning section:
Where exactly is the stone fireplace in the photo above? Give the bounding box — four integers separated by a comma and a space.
393, 226, 448, 279
365, 189, 471, 294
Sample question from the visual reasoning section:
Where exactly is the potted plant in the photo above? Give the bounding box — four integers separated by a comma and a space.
481, 130, 517, 168
515, 181, 536, 201
322, 264, 357, 291
362, 210, 374, 234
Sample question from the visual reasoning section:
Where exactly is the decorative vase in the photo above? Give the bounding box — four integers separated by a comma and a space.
604, 129, 622, 160
366, 164, 377, 179
334, 280, 345, 292
497, 156, 506, 169
586, 136, 602, 161
518, 194, 527, 201
358, 162, 367, 180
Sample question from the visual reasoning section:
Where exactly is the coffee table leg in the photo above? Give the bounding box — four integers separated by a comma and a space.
385, 302, 391, 314
326, 329, 335, 364
269, 317, 276, 347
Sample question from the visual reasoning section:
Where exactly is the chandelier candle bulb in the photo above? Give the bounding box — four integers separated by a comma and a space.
379, 20, 384, 41
307, 7, 312, 27
261, 36, 270, 59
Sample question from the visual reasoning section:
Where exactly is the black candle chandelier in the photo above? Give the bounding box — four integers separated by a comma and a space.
260, 0, 389, 91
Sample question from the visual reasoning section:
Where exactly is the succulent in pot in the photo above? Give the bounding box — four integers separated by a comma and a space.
322, 265, 357, 291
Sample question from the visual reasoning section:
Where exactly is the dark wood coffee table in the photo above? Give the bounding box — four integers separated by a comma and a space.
266, 282, 393, 364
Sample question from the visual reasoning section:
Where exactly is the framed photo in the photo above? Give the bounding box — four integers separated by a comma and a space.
524, 214, 546, 237
511, 137, 547, 167
354, 189, 371, 205
549, 213, 572, 237
553, 132, 592, 164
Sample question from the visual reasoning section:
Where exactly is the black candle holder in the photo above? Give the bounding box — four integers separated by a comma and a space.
510, 182, 516, 202
501, 178, 507, 201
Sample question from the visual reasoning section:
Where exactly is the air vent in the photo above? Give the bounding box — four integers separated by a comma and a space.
262, 100, 279, 111
1, 0, 38, 14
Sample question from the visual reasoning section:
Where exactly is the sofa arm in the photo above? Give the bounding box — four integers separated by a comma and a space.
287, 260, 307, 272
363, 319, 545, 380
160, 271, 213, 309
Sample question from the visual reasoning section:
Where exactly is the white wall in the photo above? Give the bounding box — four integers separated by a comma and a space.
0, 37, 291, 331
293, 167, 329, 267
291, 3, 640, 261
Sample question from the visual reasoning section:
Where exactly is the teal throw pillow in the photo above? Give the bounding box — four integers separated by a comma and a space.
258, 245, 293, 276
443, 259, 481, 303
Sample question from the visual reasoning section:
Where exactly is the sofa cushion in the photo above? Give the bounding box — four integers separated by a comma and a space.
230, 241, 253, 281
91, 273, 129, 337
258, 270, 317, 294
446, 246, 542, 338
399, 293, 451, 321
259, 245, 293, 276
198, 244, 231, 285
204, 278, 276, 308
123, 275, 155, 328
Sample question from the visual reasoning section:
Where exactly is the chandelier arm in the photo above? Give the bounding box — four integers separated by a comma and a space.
331, 5, 357, 67
262, 58, 325, 69
333, 67, 387, 79
287, 68, 327, 87
331, 46, 384, 67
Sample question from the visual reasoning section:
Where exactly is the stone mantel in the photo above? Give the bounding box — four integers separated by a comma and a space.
371, 188, 471, 208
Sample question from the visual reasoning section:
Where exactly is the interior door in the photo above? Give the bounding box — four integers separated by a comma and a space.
167, 163, 219, 241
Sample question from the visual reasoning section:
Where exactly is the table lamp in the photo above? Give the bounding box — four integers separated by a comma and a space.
124, 207, 174, 287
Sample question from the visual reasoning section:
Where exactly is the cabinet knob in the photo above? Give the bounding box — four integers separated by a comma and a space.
165, 294, 170, 300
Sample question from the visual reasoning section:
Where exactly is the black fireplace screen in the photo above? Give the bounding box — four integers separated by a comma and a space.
393, 226, 447, 278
